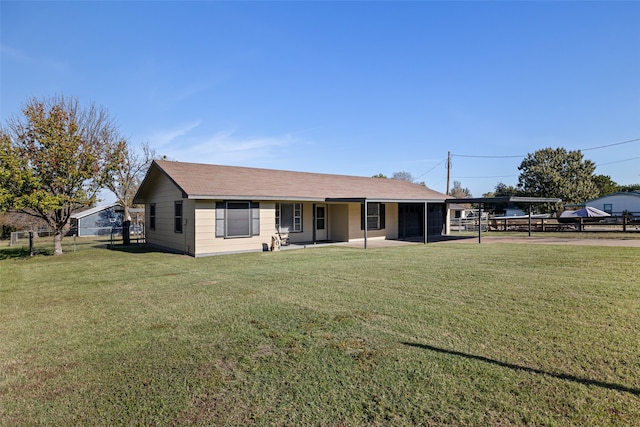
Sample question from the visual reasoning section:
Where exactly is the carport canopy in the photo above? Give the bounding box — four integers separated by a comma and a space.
445, 196, 562, 242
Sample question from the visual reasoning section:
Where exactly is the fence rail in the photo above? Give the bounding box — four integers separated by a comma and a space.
5, 226, 145, 255
451, 215, 640, 233
450, 217, 490, 233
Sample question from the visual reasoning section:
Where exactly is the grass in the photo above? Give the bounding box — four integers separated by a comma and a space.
1, 241, 639, 425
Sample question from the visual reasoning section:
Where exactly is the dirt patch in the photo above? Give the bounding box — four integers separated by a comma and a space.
436, 235, 640, 247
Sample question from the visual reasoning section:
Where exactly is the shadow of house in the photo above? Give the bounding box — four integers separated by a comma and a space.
403, 342, 639, 396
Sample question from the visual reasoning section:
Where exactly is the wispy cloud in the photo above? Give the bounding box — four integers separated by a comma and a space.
170, 82, 216, 104
0, 44, 67, 72
0, 44, 30, 61
184, 129, 296, 165
150, 121, 202, 147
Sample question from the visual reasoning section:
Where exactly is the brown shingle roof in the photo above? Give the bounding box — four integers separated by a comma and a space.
135, 160, 447, 202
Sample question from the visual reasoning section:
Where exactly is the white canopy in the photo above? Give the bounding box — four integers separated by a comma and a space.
559, 206, 611, 219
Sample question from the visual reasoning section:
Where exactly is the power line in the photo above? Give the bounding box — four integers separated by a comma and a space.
452, 153, 524, 159
596, 156, 640, 167
451, 137, 640, 159
446, 137, 640, 190
415, 158, 447, 180
453, 175, 518, 179
582, 138, 640, 151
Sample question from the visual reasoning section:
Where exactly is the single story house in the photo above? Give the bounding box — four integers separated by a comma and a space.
133, 160, 450, 256
70, 204, 122, 237
585, 191, 640, 216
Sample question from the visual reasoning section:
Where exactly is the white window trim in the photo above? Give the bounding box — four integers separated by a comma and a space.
276, 202, 303, 233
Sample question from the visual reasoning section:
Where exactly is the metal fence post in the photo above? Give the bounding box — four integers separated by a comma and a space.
29, 230, 34, 256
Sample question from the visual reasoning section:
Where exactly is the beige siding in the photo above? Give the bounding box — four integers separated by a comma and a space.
385, 203, 399, 239
347, 202, 398, 241
144, 176, 194, 254
328, 204, 349, 241
193, 201, 276, 256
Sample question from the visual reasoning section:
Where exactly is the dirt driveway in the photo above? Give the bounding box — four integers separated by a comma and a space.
434, 234, 640, 248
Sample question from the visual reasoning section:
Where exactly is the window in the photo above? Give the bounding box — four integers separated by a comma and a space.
361, 202, 385, 230
149, 203, 156, 230
216, 201, 260, 238
276, 203, 302, 232
316, 206, 325, 230
603, 204, 613, 214
174, 201, 183, 233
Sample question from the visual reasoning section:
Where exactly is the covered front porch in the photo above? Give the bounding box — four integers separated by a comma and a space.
277, 199, 448, 249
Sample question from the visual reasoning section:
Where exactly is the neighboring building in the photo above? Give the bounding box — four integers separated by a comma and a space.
504, 207, 527, 217
133, 160, 449, 257
70, 204, 122, 237
449, 204, 467, 219
585, 192, 640, 216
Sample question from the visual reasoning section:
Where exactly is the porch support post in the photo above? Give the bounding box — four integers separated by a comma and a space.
528, 203, 533, 237
364, 200, 368, 249
444, 203, 451, 235
477, 204, 481, 243
312, 203, 317, 244
424, 202, 428, 244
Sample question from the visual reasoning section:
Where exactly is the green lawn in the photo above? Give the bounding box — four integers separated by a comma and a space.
1, 242, 639, 426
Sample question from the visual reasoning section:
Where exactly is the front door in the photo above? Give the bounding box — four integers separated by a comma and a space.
315, 204, 328, 241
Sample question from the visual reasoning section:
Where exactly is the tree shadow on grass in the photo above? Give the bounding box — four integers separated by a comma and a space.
0, 247, 53, 260
402, 342, 640, 397
0, 242, 165, 259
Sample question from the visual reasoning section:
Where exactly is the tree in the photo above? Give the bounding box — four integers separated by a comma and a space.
493, 182, 520, 197
101, 141, 157, 243
389, 171, 427, 187
483, 181, 520, 200
449, 180, 472, 199
0, 95, 123, 255
617, 183, 640, 192
372, 173, 388, 179
592, 174, 618, 197
391, 171, 415, 182
517, 147, 598, 212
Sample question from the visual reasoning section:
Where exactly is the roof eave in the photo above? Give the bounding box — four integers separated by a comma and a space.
133, 160, 189, 204
446, 196, 562, 204
187, 195, 327, 202
326, 197, 447, 203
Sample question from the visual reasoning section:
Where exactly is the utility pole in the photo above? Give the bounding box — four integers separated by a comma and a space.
446, 151, 451, 196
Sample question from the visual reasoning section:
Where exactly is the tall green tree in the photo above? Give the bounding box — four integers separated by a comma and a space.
517, 147, 598, 212
0, 95, 123, 255
592, 174, 618, 197
493, 182, 521, 197
617, 183, 640, 192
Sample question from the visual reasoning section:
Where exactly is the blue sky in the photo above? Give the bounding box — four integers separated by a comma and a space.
2, 1, 639, 201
